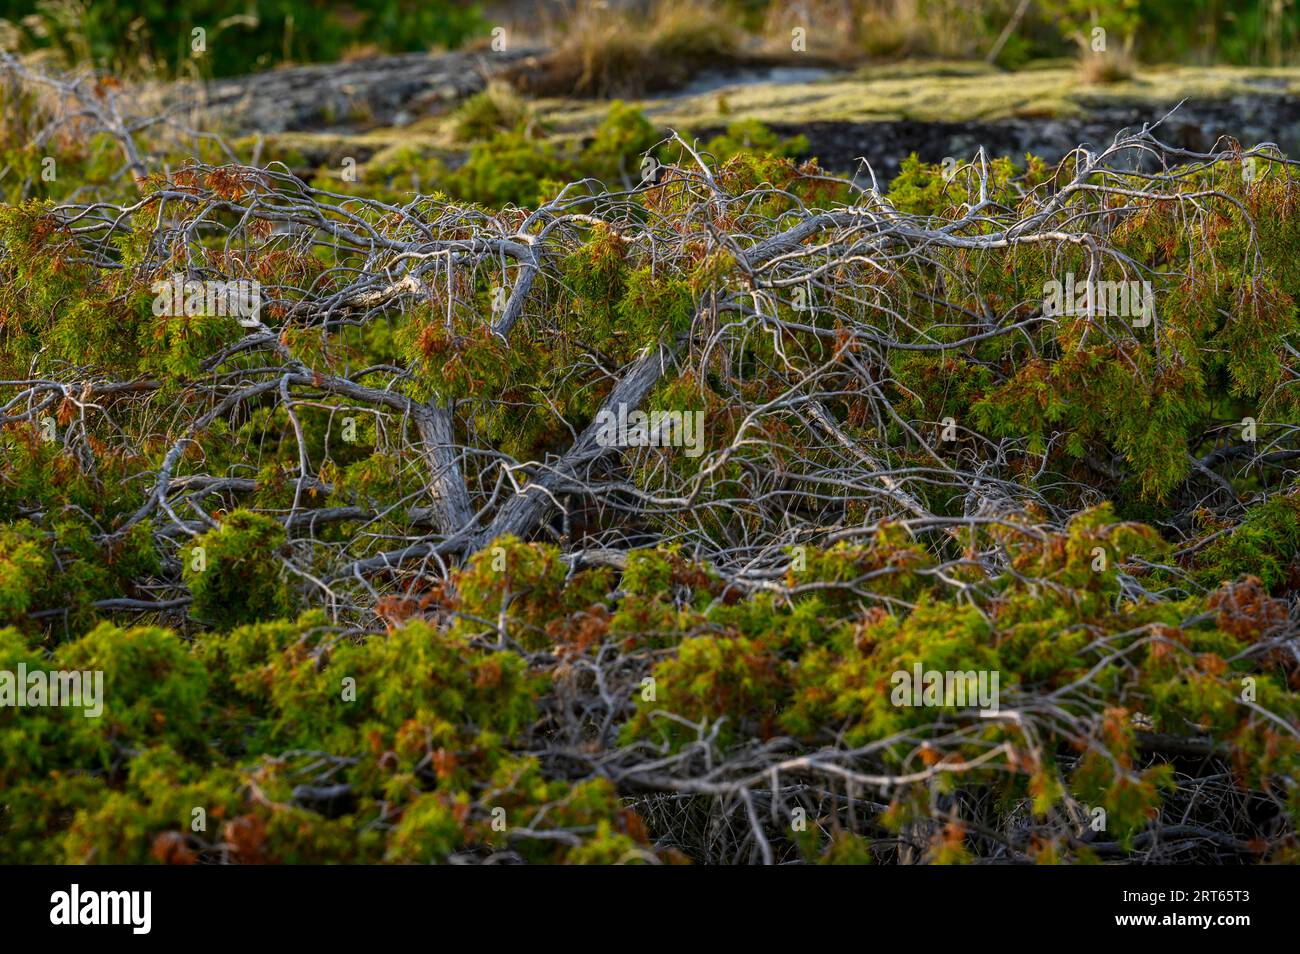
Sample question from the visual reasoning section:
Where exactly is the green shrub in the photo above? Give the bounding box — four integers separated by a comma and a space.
184, 510, 295, 629
1191, 494, 1300, 592
444, 132, 577, 208
0, 522, 48, 626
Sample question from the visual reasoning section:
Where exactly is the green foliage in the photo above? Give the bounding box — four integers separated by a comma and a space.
702, 119, 808, 165
883, 155, 1300, 505
3, 87, 1300, 864
887, 151, 1029, 217
1039, 0, 1142, 47
1135, 0, 1300, 66
451, 536, 612, 651
442, 99, 669, 207
562, 223, 628, 341
321, 103, 812, 212
601, 511, 1298, 856
0, 1, 486, 78
0, 522, 48, 626
184, 510, 295, 630
583, 100, 661, 184
1190, 493, 1300, 592
0, 607, 647, 863
617, 266, 696, 345
451, 82, 536, 143
2, 505, 1298, 862
444, 131, 577, 208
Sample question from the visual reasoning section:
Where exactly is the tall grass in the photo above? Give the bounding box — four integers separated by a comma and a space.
754, 0, 1033, 63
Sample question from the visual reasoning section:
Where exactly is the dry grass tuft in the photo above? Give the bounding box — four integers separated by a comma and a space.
512, 0, 743, 98
451, 80, 537, 141
1077, 47, 1137, 85
757, 0, 1018, 64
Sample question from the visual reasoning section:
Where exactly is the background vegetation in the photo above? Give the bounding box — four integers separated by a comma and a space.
1, 1, 1298, 866
0, 0, 1296, 79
